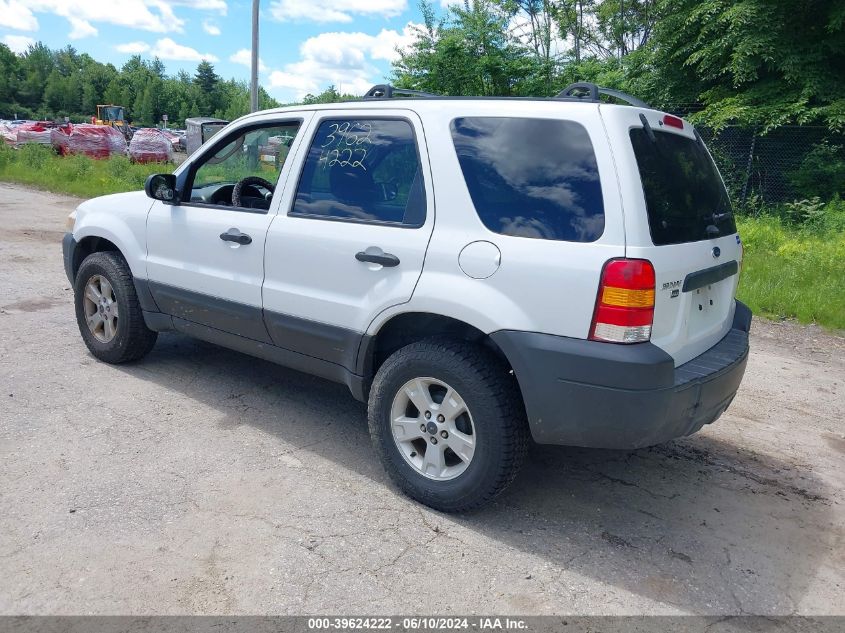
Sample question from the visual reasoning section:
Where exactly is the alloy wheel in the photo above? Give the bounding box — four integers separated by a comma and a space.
390, 377, 476, 481
82, 274, 119, 343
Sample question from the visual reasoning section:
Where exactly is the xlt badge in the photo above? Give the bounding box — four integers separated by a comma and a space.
661, 279, 682, 298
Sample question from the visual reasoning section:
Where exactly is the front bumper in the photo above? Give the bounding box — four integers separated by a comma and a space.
62, 232, 77, 284
490, 301, 752, 449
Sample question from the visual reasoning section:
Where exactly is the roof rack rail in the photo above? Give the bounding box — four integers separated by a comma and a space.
363, 84, 437, 99
556, 82, 650, 108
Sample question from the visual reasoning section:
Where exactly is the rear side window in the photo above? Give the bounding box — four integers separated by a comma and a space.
450, 117, 604, 242
291, 119, 426, 227
630, 129, 736, 245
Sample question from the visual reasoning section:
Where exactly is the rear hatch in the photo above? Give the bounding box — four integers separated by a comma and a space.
601, 106, 742, 366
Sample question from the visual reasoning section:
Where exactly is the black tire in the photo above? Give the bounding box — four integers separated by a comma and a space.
73, 251, 157, 364
368, 337, 528, 512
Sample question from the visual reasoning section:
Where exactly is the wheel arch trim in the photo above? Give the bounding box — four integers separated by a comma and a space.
355, 311, 516, 384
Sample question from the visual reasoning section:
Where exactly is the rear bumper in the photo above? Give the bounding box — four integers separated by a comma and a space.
491, 301, 751, 449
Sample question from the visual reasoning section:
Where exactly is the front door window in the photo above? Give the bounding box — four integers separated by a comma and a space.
188, 122, 301, 211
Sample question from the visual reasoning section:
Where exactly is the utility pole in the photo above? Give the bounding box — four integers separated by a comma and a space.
250, 0, 259, 112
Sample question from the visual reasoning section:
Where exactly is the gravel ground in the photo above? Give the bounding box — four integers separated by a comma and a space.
0, 183, 843, 616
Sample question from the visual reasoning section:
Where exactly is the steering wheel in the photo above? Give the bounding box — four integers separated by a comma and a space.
232, 176, 275, 208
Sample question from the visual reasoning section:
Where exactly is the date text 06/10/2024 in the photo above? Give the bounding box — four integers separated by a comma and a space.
307, 617, 529, 631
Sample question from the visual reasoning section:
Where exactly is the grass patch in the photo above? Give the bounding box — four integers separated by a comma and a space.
1, 143, 842, 330
736, 208, 845, 330
0, 144, 169, 198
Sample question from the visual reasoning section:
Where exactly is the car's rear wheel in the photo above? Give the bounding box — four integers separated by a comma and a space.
74, 251, 157, 364
368, 337, 528, 512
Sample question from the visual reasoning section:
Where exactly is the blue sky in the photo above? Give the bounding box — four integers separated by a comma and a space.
0, 1, 447, 103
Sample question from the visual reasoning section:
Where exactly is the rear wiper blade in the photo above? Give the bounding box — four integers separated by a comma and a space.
704, 210, 733, 237
639, 113, 656, 143
709, 210, 733, 223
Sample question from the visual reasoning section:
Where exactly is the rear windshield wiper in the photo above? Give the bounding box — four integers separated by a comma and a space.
704, 209, 733, 237
709, 210, 733, 223
639, 113, 656, 143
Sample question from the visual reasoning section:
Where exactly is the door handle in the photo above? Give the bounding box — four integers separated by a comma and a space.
220, 229, 252, 245
355, 249, 400, 267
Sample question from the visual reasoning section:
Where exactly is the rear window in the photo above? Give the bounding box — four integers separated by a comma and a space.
630, 128, 736, 245
450, 117, 604, 242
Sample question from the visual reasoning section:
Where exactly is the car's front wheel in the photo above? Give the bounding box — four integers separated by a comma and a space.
368, 338, 528, 512
73, 251, 157, 364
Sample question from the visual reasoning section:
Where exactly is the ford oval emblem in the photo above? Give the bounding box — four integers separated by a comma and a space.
712, 246, 721, 258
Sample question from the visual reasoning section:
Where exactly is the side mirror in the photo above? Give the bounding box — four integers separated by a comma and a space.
144, 173, 179, 204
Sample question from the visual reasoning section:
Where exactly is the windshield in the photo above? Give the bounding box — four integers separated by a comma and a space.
630, 128, 736, 245
102, 106, 124, 121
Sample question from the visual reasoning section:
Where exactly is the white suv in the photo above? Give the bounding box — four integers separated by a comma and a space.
63, 83, 751, 512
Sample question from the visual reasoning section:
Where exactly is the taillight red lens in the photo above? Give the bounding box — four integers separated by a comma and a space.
590, 259, 656, 344
663, 115, 684, 129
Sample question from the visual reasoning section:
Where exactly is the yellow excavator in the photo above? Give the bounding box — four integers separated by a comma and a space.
93, 105, 133, 140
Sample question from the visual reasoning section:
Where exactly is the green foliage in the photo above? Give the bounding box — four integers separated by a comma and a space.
0, 44, 281, 127
0, 143, 12, 170
0, 147, 166, 197
633, 0, 845, 131
736, 210, 845, 329
301, 86, 358, 105
16, 143, 54, 168
63, 154, 93, 179
393, 0, 844, 135
394, 1, 536, 96
787, 141, 845, 201
775, 197, 845, 233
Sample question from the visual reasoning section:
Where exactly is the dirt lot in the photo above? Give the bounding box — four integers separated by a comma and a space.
0, 182, 843, 616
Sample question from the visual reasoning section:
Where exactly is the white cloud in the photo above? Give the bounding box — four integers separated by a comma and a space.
0, 1, 38, 31
2, 34, 35, 53
170, 0, 227, 13
230, 49, 267, 71
17, 1, 227, 37
267, 24, 418, 100
150, 37, 218, 61
202, 19, 220, 35
68, 17, 98, 39
116, 41, 151, 54
270, 0, 407, 23
24, 0, 180, 33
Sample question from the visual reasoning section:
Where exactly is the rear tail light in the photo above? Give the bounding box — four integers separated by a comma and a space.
590, 258, 655, 344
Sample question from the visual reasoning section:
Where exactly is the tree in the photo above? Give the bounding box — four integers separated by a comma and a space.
496, 0, 557, 92
194, 60, 219, 93
194, 60, 221, 114
0, 42, 282, 125
394, 0, 530, 96
631, 0, 845, 130
552, 0, 593, 64
18, 42, 53, 113
0, 44, 21, 115
590, 0, 656, 59
133, 84, 155, 126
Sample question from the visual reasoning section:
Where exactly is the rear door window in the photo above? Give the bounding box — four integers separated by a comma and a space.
630, 128, 736, 245
450, 117, 605, 242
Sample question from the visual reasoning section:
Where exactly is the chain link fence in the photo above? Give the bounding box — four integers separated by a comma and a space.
696, 125, 845, 206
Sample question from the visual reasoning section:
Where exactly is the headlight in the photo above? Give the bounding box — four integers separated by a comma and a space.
65, 211, 77, 232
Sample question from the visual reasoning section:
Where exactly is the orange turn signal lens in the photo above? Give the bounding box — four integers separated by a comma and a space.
601, 286, 655, 308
